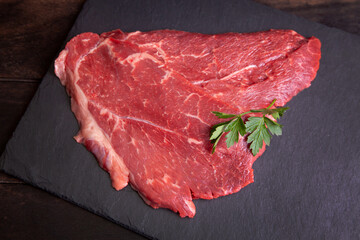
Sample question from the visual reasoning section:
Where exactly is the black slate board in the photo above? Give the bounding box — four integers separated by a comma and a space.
1, 0, 360, 239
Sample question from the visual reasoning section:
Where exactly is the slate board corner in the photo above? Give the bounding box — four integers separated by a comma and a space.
0, 149, 6, 170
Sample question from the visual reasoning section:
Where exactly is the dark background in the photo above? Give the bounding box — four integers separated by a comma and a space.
0, 0, 359, 239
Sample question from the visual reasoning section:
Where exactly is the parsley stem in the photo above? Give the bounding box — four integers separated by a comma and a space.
239, 111, 252, 117
266, 99, 277, 109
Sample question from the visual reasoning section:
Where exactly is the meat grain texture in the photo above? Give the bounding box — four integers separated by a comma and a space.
55, 29, 321, 218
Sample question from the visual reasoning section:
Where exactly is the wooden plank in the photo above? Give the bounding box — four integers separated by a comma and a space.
0, 81, 39, 154
0, 81, 39, 183
0, 172, 23, 184
255, 0, 359, 8
254, 0, 360, 35
0, 184, 146, 240
0, 0, 86, 80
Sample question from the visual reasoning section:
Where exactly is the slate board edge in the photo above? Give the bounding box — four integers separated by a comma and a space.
251, 0, 360, 40
0, 158, 155, 240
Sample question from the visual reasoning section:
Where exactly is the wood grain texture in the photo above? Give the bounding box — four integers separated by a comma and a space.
0, 0, 86, 80
0, 172, 23, 183
0, 81, 38, 183
254, 0, 360, 35
0, 81, 39, 154
0, 184, 146, 240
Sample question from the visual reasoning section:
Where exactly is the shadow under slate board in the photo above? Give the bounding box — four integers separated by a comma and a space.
1, 0, 359, 239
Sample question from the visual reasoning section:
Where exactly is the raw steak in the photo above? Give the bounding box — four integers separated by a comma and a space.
55, 29, 321, 218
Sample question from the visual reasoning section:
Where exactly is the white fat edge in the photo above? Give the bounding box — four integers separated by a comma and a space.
120, 52, 163, 68
180, 52, 211, 59
184, 113, 208, 126
187, 138, 202, 145
192, 79, 206, 85
114, 114, 178, 135
54, 49, 69, 86
183, 93, 200, 103
160, 70, 171, 84
219, 64, 257, 81
192, 64, 258, 85
123, 31, 141, 40
184, 199, 196, 216
213, 92, 224, 98
81, 38, 91, 42
70, 41, 130, 188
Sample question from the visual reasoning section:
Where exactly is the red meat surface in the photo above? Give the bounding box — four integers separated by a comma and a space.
55, 29, 321, 217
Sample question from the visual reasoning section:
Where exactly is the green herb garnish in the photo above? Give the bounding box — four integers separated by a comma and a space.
210, 99, 288, 156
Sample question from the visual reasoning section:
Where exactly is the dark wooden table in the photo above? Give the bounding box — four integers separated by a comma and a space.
1, 0, 359, 239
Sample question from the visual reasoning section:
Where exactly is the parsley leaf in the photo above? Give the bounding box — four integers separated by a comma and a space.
264, 117, 282, 136
211, 111, 237, 119
226, 129, 239, 148
210, 117, 247, 152
210, 124, 226, 140
210, 99, 288, 156
246, 117, 271, 155
225, 118, 246, 147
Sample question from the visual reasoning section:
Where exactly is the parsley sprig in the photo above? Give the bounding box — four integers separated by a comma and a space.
210, 99, 289, 156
